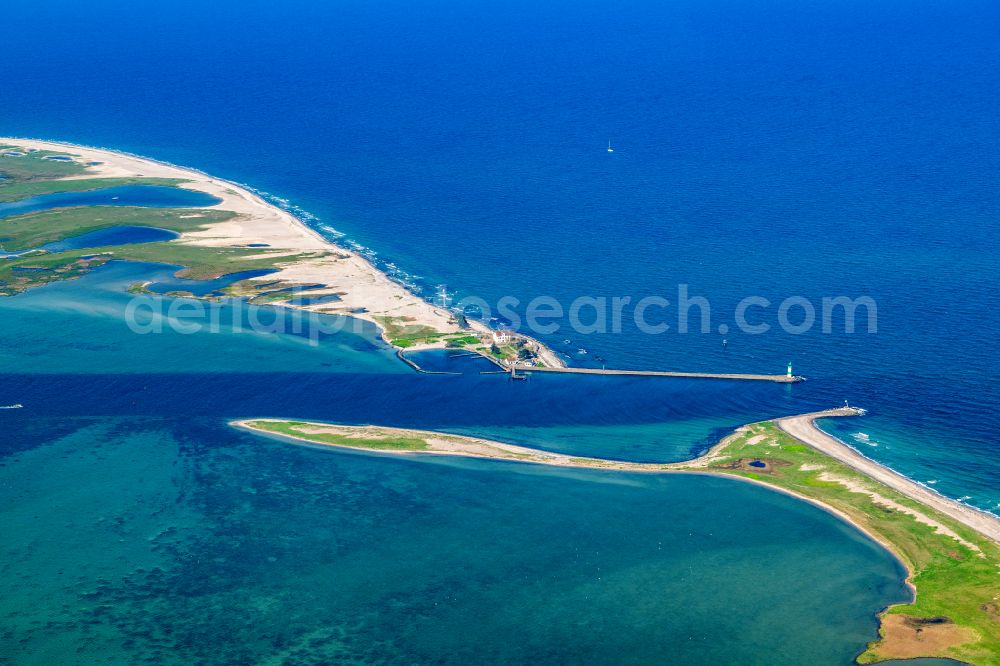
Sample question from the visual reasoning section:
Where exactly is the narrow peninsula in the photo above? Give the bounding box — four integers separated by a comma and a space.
234, 411, 1000, 665
0, 138, 564, 367
2, 138, 806, 379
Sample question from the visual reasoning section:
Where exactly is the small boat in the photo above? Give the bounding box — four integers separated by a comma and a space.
563, 339, 572, 345
0, 404, 23, 409
607, 140, 614, 153
577, 348, 588, 355
111, 196, 120, 200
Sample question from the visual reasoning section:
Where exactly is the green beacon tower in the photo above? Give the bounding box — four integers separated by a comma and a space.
787, 362, 793, 379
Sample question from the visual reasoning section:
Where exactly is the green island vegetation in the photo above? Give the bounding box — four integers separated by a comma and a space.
0, 144, 183, 201
685, 422, 1000, 665
0, 206, 232, 252
0, 228, 320, 296
0, 148, 539, 362
0, 249, 115, 295
371, 315, 483, 349
0, 176, 185, 203
245, 420, 430, 451
445, 335, 480, 347
238, 416, 1000, 665
373, 315, 449, 348
489, 342, 511, 358
0, 146, 87, 183
105, 242, 317, 281
218, 279, 347, 305
0, 149, 321, 295
372, 314, 543, 363
373, 315, 517, 361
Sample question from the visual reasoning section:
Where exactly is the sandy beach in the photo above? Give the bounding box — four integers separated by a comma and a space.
1, 137, 564, 366
235, 410, 1000, 549
777, 409, 1000, 545
232, 411, 1000, 663
232, 418, 639, 468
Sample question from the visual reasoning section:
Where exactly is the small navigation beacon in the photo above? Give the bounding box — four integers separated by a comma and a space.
787, 362, 793, 379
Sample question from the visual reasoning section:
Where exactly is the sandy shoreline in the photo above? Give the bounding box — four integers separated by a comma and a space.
777, 410, 1000, 545
9, 137, 999, 544
232, 410, 1000, 663
1, 137, 565, 366
233, 410, 1000, 662
233, 410, 1000, 550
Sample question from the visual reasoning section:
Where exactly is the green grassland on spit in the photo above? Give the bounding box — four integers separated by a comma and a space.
0, 149, 321, 295
245, 421, 431, 451
239, 415, 1000, 665
0, 206, 233, 251
0, 176, 186, 203
0, 146, 185, 201
681, 422, 1000, 665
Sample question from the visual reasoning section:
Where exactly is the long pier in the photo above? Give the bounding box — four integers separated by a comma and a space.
512, 366, 804, 383
396, 350, 461, 375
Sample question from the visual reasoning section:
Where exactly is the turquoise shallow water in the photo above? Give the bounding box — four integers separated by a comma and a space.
0, 414, 907, 665
0, 263, 401, 376
0, 265, 914, 664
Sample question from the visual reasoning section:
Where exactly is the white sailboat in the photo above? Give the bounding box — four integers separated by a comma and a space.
607, 140, 614, 153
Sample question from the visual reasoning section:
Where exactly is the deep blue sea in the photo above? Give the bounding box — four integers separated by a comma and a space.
1, 0, 998, 663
